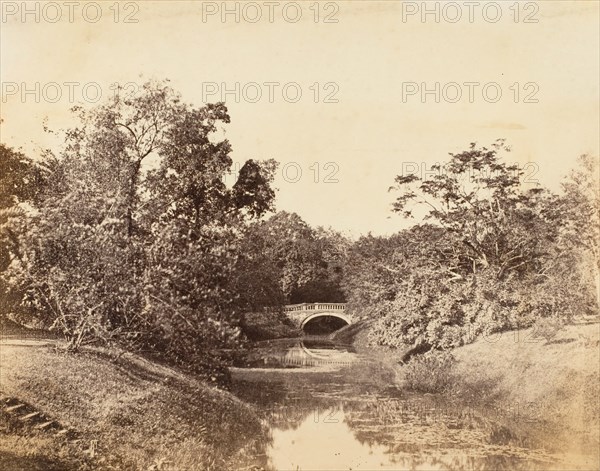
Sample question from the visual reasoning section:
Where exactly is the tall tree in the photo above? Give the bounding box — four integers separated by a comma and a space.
391, 140, 558, 279
4, 81, 278, 371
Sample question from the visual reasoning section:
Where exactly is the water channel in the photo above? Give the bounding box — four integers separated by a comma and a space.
230, 336, 596, 471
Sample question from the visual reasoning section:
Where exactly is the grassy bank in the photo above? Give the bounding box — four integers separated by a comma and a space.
0, 325, 269, 471
450, 323, 600, 434
336, 318, 600, 464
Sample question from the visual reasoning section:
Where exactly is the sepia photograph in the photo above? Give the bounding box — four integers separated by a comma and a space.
0, 1, 599, 470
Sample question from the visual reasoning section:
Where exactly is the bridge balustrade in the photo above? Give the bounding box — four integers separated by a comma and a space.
284, 303, 346, 312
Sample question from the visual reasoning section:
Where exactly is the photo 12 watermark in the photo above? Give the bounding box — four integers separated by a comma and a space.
400, 1, 539, 24
1, 81, 151, 105
201, 82, 340, 104
200, 1, 339, 24
262, 400, 541, 426
400, 161, 540, 184
224, 161, 340, 184
1, 1, 140, 24
401, 82, 540, 104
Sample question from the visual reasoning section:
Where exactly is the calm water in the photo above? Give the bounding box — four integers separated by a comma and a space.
231, 338, 597, 471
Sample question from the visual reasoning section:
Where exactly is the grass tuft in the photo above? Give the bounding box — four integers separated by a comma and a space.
402, 350, 456, 393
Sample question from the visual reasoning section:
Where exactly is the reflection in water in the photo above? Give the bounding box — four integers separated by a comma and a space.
268, 407, 403, 470
232, 338, 598, 471
266, 407, 554, 471
244, 337, 359, 368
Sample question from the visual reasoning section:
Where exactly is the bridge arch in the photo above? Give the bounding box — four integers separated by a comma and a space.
300, 311, 351, 330
283, 303, 352, 331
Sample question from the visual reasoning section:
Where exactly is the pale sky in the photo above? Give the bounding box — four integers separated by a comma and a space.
1, 1, 598, 235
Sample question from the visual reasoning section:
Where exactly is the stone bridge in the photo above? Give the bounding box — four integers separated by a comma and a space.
284, 303, 353, 330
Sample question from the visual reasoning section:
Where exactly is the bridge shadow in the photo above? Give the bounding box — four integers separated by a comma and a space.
303, 315, 349, 336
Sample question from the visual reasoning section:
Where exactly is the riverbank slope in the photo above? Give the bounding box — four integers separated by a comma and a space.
450, 323, 600, 445
0, 323, 268, 471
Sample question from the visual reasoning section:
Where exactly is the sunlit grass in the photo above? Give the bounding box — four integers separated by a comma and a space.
0, 338, 270, 470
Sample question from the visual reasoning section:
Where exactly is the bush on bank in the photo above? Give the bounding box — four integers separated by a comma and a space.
403, 350, 457, 393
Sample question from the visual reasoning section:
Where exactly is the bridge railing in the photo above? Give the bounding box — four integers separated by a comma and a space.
284, 303, 346, 312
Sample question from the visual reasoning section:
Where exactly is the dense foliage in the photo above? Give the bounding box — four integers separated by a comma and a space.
239, 211, 348, 306
1, 81, 280, 377
343, 141, 599, 351
0, 145, 59, 320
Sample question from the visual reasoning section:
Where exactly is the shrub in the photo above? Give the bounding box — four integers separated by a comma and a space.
240, 310, 299, 341
403, 350, 456, 393
531, 316, 566, 344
